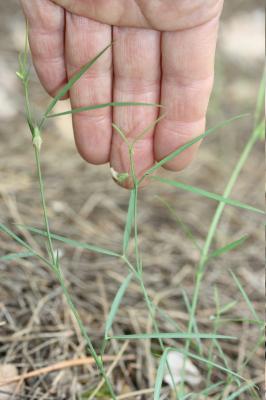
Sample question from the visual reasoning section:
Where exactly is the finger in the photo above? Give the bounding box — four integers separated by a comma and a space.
154, 16, 220, 171
20, 0, 67, 97
65, 14, 112, 164
111, 27, 161, 187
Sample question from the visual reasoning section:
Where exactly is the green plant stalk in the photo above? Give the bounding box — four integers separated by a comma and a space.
33, 143, 117, 399
126, 144, 179, 398
23, 80, 34, 128
206, 287, 223, 385
124, 257, 179, 399
180, 120, 264, 396
129, 145, 141, 269
19, 37, 117, 399
190, 120, 263, 328
33, 146, 56, 264
254, 70, 265, 128
55, 266, 117, 399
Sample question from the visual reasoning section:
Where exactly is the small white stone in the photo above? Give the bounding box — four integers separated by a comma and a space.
164, 351, 202, 388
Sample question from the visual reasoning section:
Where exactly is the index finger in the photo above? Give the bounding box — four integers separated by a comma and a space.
20, 0, 67, 97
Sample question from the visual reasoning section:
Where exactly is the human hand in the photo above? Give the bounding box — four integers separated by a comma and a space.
20, 0, 224, 187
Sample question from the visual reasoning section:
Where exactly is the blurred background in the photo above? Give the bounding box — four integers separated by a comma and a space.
0, 0, 264, 399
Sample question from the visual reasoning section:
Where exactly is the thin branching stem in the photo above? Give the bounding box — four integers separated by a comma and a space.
18, 29, 118, 399
180, 120, 264, 398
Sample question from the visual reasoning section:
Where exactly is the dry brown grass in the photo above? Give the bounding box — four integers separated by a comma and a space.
0, 0, 264, 399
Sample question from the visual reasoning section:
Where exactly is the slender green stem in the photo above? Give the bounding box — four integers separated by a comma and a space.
126, 135, 179, 398
123, 258, 178, 398
55, 267, 117, 399
23, 81, 33, 126
190, 121, 263, 332
128, 145, 141, 270
202, 124, 262, 265
140, 286, 179, 399
33, 145, 117, 399
180, 121, 264, 397
206, 287, 221, 385
34, 146, 56, 264
18, 45, 118, 396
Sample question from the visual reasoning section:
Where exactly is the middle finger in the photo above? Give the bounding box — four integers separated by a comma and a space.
111, 27, 161, 186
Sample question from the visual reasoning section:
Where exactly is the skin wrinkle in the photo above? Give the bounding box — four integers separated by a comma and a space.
142, 0, 221, 31
114, 79, 160, 96
134, 0, 155, 30
50, 0, 223, 31
163, 75, 214, 90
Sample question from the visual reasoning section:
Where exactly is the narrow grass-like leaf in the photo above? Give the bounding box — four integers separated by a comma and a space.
182, 290, 202, 354
155, 348, 244, 390
112, 123, 130, 146
184, 119, 265, 380
47, 102, 162, 118
219, 300, 237, 315
206, 287, 232, 387
132, 113, 166, 145
109, 333, 236, 340
230, 270, 260, 322
17, 225, 120, 258
170, 347, 244, 381
157, 196, 201, 252
254, 71, 265, 128
210, 318, 262, 326
0, 251, 34, 262
227, 382, 258, 400
104, 273, 133, 339
151, 177, 264, 215
0, 223, 50, 267
144, 114, 248, 176
0, 223, 34, 253
183, 382, 225, 399
156, 306, 181, 331
123, 191, 136, 255
208, 236, 248, 259
154, 347, 171, 400
42, 44, 112, 123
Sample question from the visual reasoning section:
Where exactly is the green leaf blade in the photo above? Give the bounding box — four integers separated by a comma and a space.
17, 225, 120, 258
0, 251, 35, 262
227, 382, 258, 400
209, 236, 248, 259
47, 102, 162, 119
42, 43, 113, 123
230, 270, 260, 322
109, 333, 236, 341
154, 348, 171, 400
104, 273, 133, 339
151, 177, 264, 215
145, 114, 248, 176
0, 223, 51, 268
